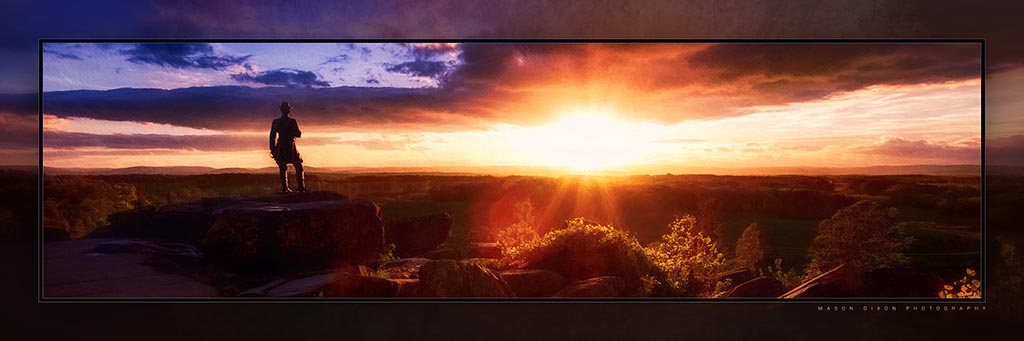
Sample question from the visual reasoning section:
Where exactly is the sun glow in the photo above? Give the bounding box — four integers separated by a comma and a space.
505, 107, 660, 172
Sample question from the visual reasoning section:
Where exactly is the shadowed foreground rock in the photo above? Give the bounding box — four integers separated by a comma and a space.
384, 213, 452, 257
724, 276, 786, 298
500, 269, 565, 297
553, 276, 626, 297
44, 238, 217, 297
780, 263, 861, 298
202, 196, 385, 273
415, 259, 514, 297
240, 266, 398, 297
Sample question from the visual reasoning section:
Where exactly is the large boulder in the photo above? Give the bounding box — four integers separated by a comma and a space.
416, 247, 462, 260
384, 213, 452, 257
467, 242, 502, 259
500, 269, 565, 297
201, 197, 385, 273
379, 257, 432, 279
553, 276, 626, 297
724, 276, 786, 298
97, 191, 349, 243
414, 259, 514, 297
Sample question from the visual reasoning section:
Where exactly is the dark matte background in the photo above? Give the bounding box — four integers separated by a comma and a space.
1, 1, 1020, 339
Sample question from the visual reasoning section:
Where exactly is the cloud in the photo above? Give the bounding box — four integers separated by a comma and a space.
853, 137, 980, 163
685, 43, 982, 104
42, 43, 984, 132
321, 54, 350, 64
231, 68, 331, 88
43, 131, 262, 151
402, 43, 459, 60
385, 60, 451, 79
42, 85, 487, 132
120, 43, 251, 70
42, 130, 428, 153
43, 46, 81, 60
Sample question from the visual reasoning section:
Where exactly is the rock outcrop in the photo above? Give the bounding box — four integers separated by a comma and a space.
44, 238, 218, 297
201, 196, 385, 273
98, 191, 349, 243
414, 259, 514, 297
780, 263, 861, 298
553, 276, 626, 297
384, 213, 452, 257
500, 269, 565, 297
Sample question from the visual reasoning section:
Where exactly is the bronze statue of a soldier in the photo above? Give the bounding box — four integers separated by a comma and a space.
270, 101, 308, 192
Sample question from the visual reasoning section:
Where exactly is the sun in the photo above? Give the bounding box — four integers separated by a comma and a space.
507, 107, 657, 172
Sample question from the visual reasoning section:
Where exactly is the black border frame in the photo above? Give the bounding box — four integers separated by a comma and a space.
37, 38, 987, 304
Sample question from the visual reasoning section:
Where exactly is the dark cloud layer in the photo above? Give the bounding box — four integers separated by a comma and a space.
42, 85, 483, 131
40, 42, 984, 131
686, 44, 981, 103
43, 131, 260, 151
42, 130, 422, 152
231, 68, 331, 88
121, 43, 251, 70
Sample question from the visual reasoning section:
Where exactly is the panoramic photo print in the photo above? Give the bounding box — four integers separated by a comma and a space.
40, 42, 982, 299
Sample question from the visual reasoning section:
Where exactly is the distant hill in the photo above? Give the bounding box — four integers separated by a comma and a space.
35, 164, 993, 176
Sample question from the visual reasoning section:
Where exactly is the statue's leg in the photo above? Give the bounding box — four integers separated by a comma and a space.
278, 163, 291, 192
295, 161, 307, 191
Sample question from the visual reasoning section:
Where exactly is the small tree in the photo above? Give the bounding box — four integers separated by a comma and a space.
647, 215, 725, 297
808, 200, 914, 273
496, 199, 539, 257
734, 223, 765, 271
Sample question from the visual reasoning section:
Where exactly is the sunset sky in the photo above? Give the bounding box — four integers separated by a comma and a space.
40, 42, 982, 173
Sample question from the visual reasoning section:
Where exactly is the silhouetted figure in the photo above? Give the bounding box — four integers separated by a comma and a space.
270, 101, 307, 192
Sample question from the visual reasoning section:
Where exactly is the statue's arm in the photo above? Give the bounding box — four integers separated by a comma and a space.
269, 121, 278, 150
294, 119, 302, 138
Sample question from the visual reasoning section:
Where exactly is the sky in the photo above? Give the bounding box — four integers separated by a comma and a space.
0, 0, 1021, 169
38, 42, 983, 172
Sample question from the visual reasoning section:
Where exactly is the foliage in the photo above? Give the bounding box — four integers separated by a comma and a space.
734, 223, 765, 271
43, 175, 138, 238
808, 200, 914, 273
505, 218, 670, 296
370, 243, 398, 279
646, 215, 726, 297
764, 258, 806, 289
938, 267, 982, 299
496, 199, 539, 257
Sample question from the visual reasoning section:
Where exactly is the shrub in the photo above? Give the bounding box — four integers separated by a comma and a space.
496, 200, 539, 257
734, 223, 765, 271
808, 200, 914, 273
505, 218, 670, 296
766, 258, 805, 290
647, 215, 726, 297
938, 267, 981, 299
370, 243, 397, 278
